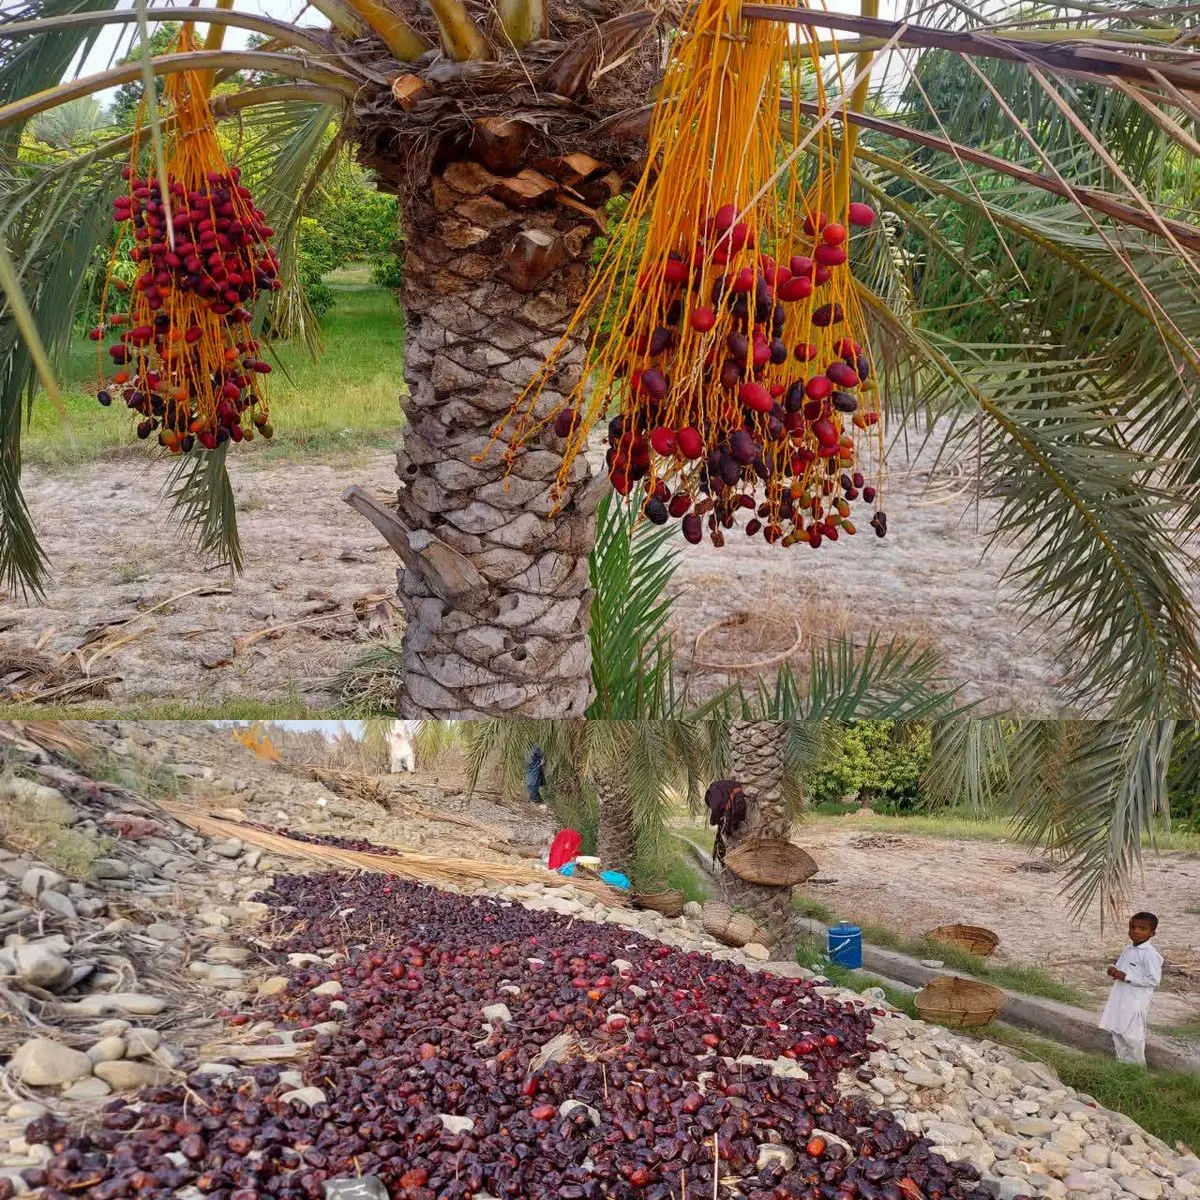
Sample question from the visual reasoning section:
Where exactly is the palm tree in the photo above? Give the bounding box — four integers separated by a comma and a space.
719, 720, 797, 956
925, 718, 1200, 924
4, 1, 1200, 719
460, 718, 706, 888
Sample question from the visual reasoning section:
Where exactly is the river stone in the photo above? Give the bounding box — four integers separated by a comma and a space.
59, 992, 167, 1017
211, 839, 244, 858
1119, 1179, 1162, 1200
312, 980, 343, 996
11, 945, 71, 991
124, 1028, 161, 1057
144, 922, 183, 942
439, 1114, 475, 1135
205, 945, 251, 965
281, 1087, 327, 1108
481, 1003, 512, 1024
85, 1036, 126, 1064
1017, 1118, 1056, 1136
90, 859, 130, 881
20, 868, 66, 898
11, 1038, 93, 1086
904, 1069, 944, 1087
93, 1060, 172, 1090
258, 976, 289, 997
1083, 1146, 1111, 1169
741, 943, 770, 961
37, 891, 77, 920
64, 1076, 113, 1101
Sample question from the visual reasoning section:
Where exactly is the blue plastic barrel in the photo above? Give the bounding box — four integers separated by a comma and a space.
827, 924, 863, 969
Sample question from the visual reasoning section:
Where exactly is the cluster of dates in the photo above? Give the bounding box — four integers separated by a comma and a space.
559, 201, 887, 548
91, 167, 280, 452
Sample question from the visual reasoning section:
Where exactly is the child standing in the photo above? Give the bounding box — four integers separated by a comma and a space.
1098, 911, 1163, 1066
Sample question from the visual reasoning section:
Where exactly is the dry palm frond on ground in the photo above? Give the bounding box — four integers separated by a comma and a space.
159, 805, 624, 903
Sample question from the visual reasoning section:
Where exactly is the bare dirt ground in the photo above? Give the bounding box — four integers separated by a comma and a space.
657, 427, 1078, 717
795, 819, 1200, 1030
0, 451, 401, 711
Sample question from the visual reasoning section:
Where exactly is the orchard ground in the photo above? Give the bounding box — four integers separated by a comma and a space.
3, 266, 1195, 716
675, 812, 1200, 1054
0, 721, 1196, 1187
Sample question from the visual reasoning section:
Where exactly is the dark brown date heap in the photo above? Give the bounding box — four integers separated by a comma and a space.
25, 874, 1005, 1200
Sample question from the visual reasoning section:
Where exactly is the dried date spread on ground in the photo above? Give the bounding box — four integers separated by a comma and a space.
26, 873, 1005, 1200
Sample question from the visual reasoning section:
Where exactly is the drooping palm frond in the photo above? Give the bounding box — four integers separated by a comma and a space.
412, 719, 460, 766
163, 443, 242, 573
1008, 720, 1175, 922
923, 718, 1011, 813
0, 148, 118, 597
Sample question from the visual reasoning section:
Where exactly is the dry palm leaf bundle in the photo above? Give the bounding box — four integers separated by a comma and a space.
160, 805, 625, 903
493, 0, 887, 550
89, 24, 281, 456
306, 766, 391, 811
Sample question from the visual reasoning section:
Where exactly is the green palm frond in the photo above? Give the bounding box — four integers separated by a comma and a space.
1009, 720, 1175, 922
412, 719, 459, 765
587, 486, 681, 720
923, 718, 1011, 813
0, 149, 119, 597
163, 444, 242, 574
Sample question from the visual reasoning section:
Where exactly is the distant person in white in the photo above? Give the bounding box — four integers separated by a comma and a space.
1098, 911, 1163, 1066
386, 721, 415, 774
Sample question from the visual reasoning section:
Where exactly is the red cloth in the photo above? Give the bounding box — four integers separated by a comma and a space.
548, 829, 582, 871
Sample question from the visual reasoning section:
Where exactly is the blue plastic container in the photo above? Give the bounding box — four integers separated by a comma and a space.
827, 923, 863, 969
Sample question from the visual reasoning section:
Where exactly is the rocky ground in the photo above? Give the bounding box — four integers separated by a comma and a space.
0, 726, 1196, 1200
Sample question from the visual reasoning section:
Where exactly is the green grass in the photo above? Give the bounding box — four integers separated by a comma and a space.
802, 811, 1200, 853
793, 895, 1086, 1005
665, 837, 709, 905
0, 697, 370, 720
23, 269, 406, 466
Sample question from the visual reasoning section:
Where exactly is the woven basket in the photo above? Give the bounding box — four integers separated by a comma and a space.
701, 901, 768, 948
915, 975, 1005, 1028
723, 839, 817, 887
632, 889, 685, 918
926, 923, 1000, 958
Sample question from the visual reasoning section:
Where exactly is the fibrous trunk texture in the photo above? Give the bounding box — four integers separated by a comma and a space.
724, 720, 795, 958
595, 770, 635, 880
387, 142, 605, 718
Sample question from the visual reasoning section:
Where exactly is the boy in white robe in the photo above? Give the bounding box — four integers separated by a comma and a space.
1098, 911, 1163, 1066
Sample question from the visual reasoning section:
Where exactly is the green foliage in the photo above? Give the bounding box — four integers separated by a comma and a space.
587, 486, 680, 719
804, 721, 932, 811
295, 216, 337, 321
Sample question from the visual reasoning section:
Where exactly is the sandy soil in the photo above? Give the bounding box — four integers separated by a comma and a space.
1, 451, 401, 710
795, 820, 1200, 1029
656, 427, 1077, 717
0, 427, 1179, 714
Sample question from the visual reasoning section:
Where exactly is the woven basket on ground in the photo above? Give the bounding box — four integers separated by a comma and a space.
701, 901, 768, 948
914, 975, 1005, 1028
926, 923, 1000, 958
723, 838, 817, 887
633, 889, 685, 918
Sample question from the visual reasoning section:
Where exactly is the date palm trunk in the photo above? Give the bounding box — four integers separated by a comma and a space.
362, 128, 617, 719
723, 720, 796, 959
595, 768, 636, 880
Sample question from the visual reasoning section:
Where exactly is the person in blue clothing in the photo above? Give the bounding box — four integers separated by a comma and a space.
526, 745, 546, 805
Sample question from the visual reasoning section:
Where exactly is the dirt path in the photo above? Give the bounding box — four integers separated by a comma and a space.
2, 451, 401, 710
794, 820, 1200, 1029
